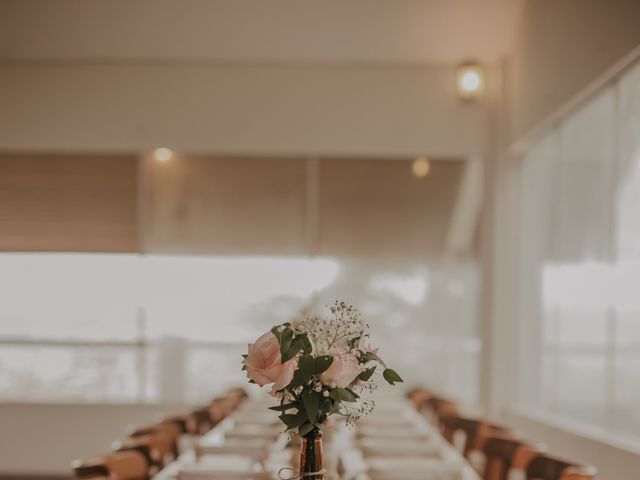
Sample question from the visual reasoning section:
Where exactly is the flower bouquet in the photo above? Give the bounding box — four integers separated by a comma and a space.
242, 301, 403, 478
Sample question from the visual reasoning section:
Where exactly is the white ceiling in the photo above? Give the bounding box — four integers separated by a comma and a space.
0, 0, 524, 65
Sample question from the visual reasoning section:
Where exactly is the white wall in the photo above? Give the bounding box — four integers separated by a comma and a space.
0, 63, 492, 157
510, 0, 640, 146
0, 0, 521, 65
0, 402, 180, 476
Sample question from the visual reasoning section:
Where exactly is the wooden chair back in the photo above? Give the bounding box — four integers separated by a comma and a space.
526, 454, 597, 480
162, 413, 198, 435
440, 415, 509, 456
425, 397, 458, 426
72, 450, 148, 480
208, 402, 226, 426
407, 388, 431, 410
128, 422, 181, 457
225, 388, 248, 407
114, 433, 173, 476
191, 406, 214, 434
481, 435, 544, 480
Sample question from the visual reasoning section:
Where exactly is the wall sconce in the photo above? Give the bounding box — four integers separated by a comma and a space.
456, 64, 484, 100
412, 157, 431, 178
153, 147, 174, 162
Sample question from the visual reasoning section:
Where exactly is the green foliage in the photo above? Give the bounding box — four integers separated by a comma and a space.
268, 403, 297, 412
298, 421, 315, 436
271, 324, 313, 363
295, 355, 312, 380
313, 355, 333, 375
299, 333, 313, 354
279, 328, 294, 357
382, 368, 404, 385
361, 351, 387, 368
302, 389, 320, 424
329, 387, 359, 403
280, 410, 306, 430
287, 367, 308, 390
320, 398, 332, 414
347, 336, 361, 350
358, 366, 376, 382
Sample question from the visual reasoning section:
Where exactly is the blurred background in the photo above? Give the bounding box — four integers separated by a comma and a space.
1, 0, 640, 478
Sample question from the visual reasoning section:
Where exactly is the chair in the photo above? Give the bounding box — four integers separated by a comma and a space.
226, 387, 248, 407
407, 388, 431, 410
161, 413, 199, 435
191, 406, 215, 434
71, 450, 148, 480
113, 433, 173, 476
439, 415, 508, 456
526, 454, 598, 480
480, 434, 544, 480
211, 396, 235, 417
128, 422, 181, 458
208, 402, 226, 426
425, 396, 458, 426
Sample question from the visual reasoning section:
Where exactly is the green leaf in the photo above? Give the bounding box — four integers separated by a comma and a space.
282, 338, 301, 363
269, 403, 297, 412
358, 366, 376, 382
280, 410, 306, 430
329, 387, 358, 403
297, 355, 314, 380
279, 328, 294, 357
321, 398, 332, 414
302, 389, 321, 424
287, 368, 307, 389
382, 368, 404, 385
299, 334, 313, 354
298, 422, 315, 436
361, 351, 387, 368
313, 355, 334, 375
344, 388, 360, 401
347, 336, 361, 350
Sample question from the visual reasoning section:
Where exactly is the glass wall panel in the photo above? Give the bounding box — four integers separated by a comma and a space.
518, 58, 640, 444
612, 60, 640, 439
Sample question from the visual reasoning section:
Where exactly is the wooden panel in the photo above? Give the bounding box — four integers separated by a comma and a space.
318, 159, 463, 258
145, 156, 307, 254
0, 155, 138, 252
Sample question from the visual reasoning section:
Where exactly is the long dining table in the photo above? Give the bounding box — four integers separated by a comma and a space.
153, 394, 480, 480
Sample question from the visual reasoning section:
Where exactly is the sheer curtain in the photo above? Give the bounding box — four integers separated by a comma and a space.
517, 59, 640, 443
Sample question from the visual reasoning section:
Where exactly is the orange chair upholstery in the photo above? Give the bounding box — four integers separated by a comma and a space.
71, 450, 147, 480
128, 422, 181, 457
114, 433, 173, 476
440, 415, 511, 457
481, 434, 544, 480
526, 454, 597, 480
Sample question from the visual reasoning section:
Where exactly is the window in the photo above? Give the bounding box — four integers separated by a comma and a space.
518, 59, 640, 444
0, 253, 479, 406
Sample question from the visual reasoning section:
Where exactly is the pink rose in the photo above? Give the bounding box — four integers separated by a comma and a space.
320, 352, 362, 388
244, 332, 297, 394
